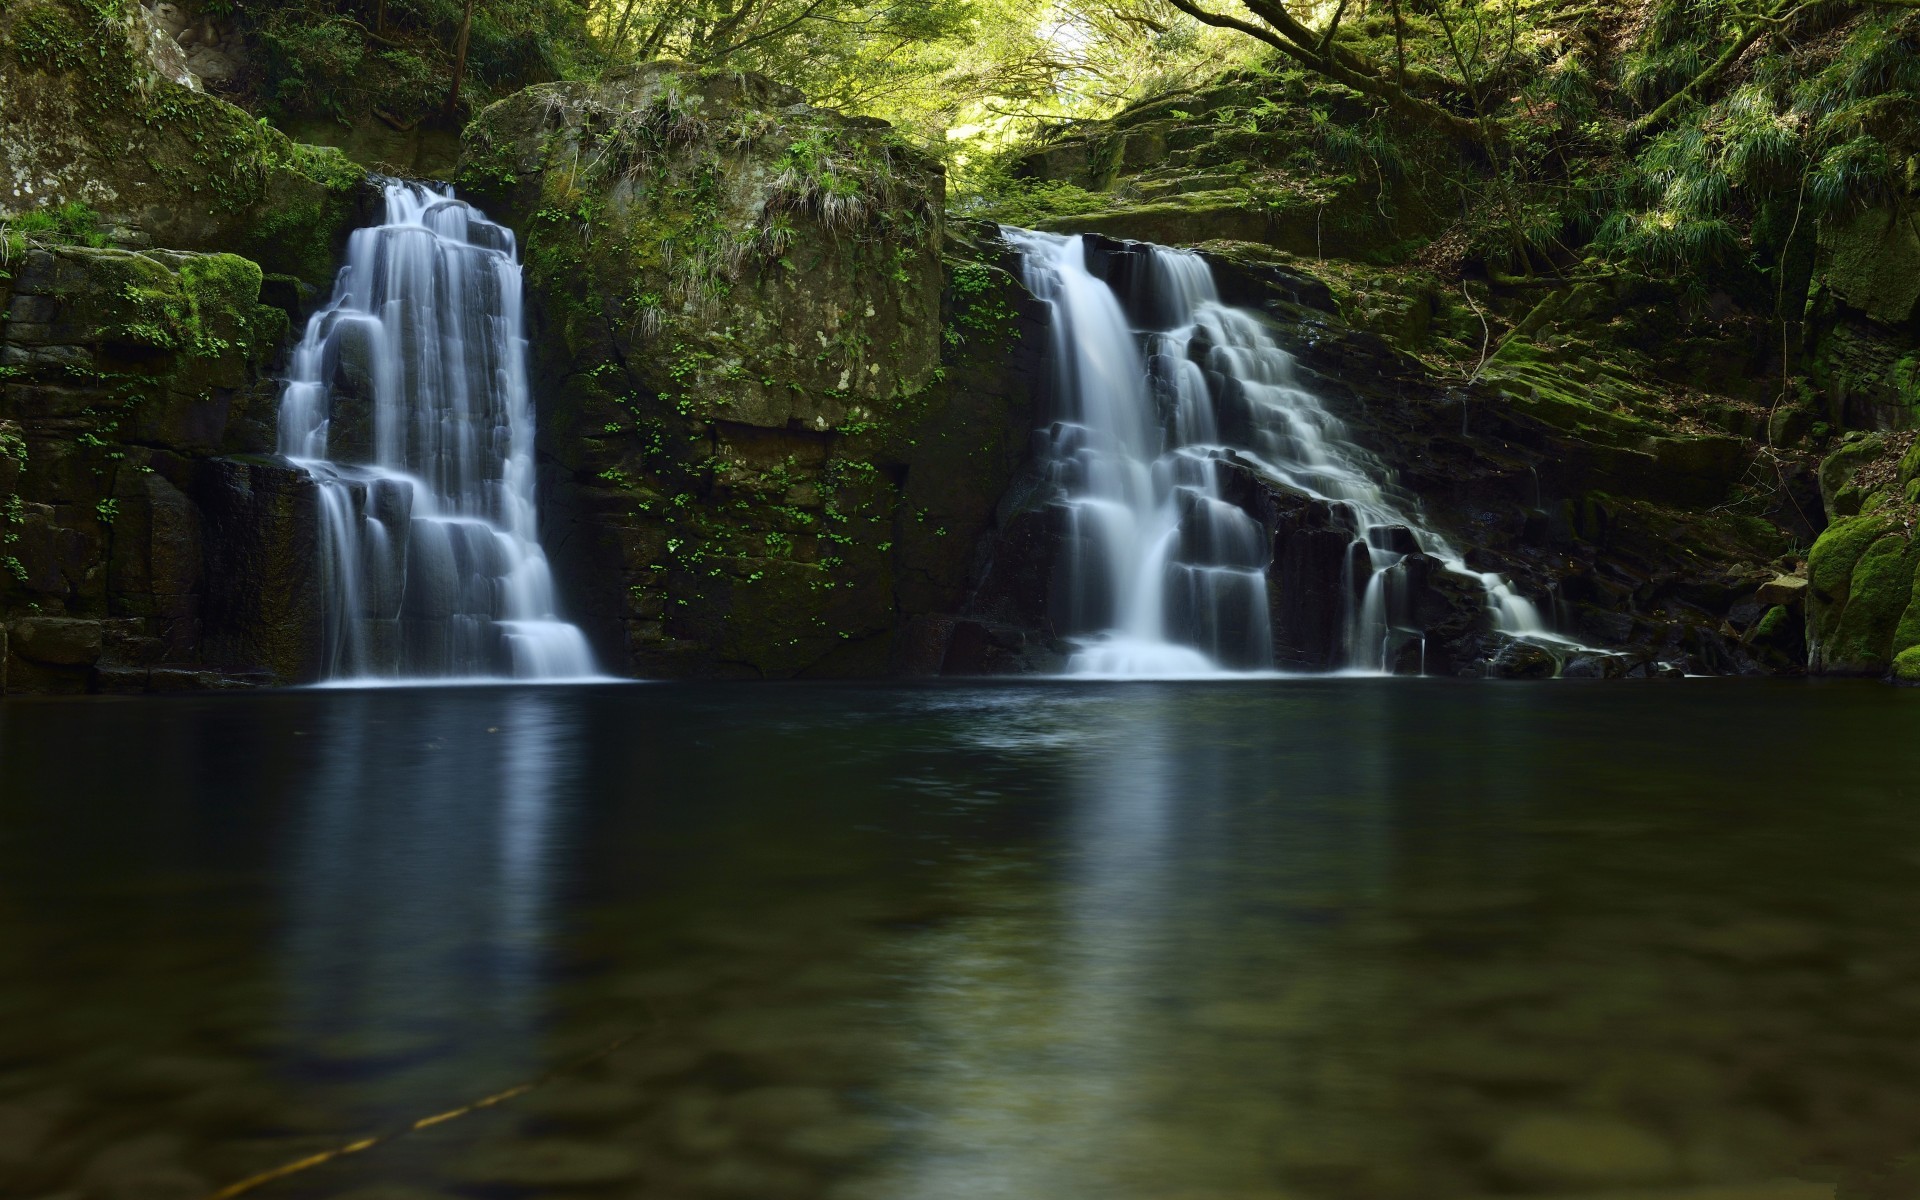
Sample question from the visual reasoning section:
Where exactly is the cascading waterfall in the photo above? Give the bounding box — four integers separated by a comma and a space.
279, 181, 596, 681
1007, 227, 1561, 677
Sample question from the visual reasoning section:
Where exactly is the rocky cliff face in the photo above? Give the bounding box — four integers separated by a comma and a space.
0, 0, 371, 289
0, 245, 320, 692
0, 0, 372, 692
458, 65, 1047, 678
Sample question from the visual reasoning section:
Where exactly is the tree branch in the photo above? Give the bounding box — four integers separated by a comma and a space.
1159, 0, 1487, 141
1627, 0, 1831, 137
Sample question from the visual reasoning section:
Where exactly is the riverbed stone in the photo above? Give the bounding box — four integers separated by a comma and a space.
780, 1116, 894, 1162
446, 1138, 643, 1187
1491, 1114, 1681, 1189
514, 1078, 647, 1126
78, 1135, 208, 1200
1757, 575, 1810, 607
0, 1102, 54, 1168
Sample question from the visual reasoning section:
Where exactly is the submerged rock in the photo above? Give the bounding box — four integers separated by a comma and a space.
1491, 1113, 1680, 1190
448, 1138, 643, 1187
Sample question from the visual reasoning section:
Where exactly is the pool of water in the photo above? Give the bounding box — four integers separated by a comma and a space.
2, 679, 1916, 1200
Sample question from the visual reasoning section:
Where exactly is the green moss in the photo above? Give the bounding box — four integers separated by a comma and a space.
1756, 605, 1790, 640
241, 143, 366, 286
1809, 513, 1917, 673
2, 0, 368, 286
1480, 338, 1669, 444
1892, 646, 1920, 685
11, 0, 95, 73
109, 252, 278, 358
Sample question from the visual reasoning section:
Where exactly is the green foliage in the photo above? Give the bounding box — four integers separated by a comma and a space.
1601, 11, 1919, 282
246, 0, 591, 123
3, 202, 111, 250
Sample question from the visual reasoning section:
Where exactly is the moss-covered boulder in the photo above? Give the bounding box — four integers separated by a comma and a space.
1822, 205, 1920, 327
988, 70, 1460, 264
459, 64, 1045, 678
1804, 432, 1920, 676
0, 0, 371, 286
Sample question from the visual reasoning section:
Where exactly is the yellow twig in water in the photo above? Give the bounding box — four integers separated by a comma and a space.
203, 1026, 649, 1200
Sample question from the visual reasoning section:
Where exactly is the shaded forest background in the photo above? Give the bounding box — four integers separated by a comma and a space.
213, 0, 1920, 338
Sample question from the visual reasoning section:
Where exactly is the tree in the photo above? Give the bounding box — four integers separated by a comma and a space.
447, 0, 478, 118
1148, 0, 1488, 140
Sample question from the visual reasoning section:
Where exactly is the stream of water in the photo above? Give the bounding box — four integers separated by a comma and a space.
279, 181, 594, 682
1006, 229, 1564, 677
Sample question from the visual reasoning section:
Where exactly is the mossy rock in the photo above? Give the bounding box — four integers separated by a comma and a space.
0, 0, 370, 286
1807, 511, 1920, 674
1822, 205, 1920, 325
457, 63, 1041, 679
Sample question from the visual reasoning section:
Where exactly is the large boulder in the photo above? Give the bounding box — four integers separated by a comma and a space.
458, 64, 1046, 678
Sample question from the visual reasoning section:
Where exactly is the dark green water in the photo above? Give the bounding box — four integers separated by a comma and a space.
2, 680, 1917, 1200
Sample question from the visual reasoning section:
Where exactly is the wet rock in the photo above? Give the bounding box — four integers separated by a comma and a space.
1756, 575, 1809, 608
1561, 653, 1629, 679
447, 1138, 642, 1187
1491, 1114, 1680, 1190
10, 618, 103, 666
1488, 641, 1558, 679
459, 65, 1042, 680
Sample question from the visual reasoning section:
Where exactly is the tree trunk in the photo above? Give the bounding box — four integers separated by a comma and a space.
446, 0, 476, 121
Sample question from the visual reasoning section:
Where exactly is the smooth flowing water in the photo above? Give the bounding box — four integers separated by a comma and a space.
1006, 229, 1559, 676
1, 681, 1915, 1199
279, 181, 594, 681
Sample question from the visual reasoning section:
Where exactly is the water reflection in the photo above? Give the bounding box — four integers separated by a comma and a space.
280, 688, 579, 1121
880, 686, 1420, 1196
2, 681, 1919, 1200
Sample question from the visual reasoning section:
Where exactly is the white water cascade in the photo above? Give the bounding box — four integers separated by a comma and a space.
279, 181, 597, 682
1007, 227, 1561, 677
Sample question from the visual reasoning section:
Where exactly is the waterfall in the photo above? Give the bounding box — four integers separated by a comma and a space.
278, 181, 596, 682
1006, 228, 1562, 677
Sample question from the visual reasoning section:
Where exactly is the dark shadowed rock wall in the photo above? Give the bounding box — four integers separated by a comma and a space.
0, 246, 321, 691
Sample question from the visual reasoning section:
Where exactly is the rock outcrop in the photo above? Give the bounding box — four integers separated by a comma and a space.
0, 245, 320, 691
458, 65, 1048, 678
0, 0, 372, 288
